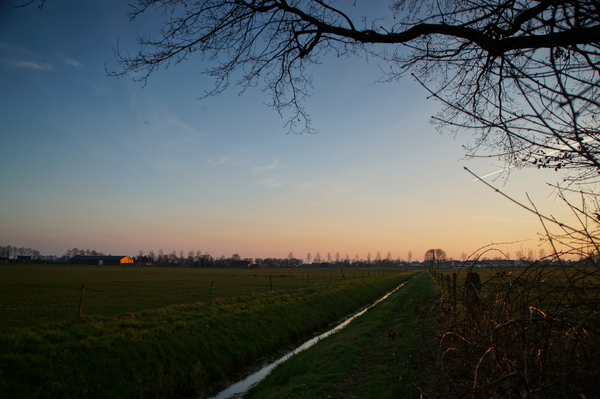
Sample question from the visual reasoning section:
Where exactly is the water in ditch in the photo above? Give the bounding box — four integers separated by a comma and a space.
206, 278, 411, 399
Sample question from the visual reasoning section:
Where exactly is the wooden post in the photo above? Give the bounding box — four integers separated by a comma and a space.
269, 277, 273, 291
452, 273, 457, 308
78, 285, 85, 318
342, 270, 346, 281
210, 281, 215, 302
353, 272, 356, 279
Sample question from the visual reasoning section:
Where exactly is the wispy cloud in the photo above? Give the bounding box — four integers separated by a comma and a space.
260, 177, 285, 187
207, 156, 233, 166
140, 101, 202, 145
165, 113, 198, 139
253, 159, 280, 175
252, 159, 285, 186
324, 183, 354, 197
0, 58, 54, 70
59, 55, 83, 68
298, 181, 357, 197
0, 42, 82, 71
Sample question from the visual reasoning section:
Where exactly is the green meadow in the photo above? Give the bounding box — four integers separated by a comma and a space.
0, 263, 418, 398
0, 263, 385, 329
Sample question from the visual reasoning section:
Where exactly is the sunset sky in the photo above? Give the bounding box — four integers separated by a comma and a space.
0, 0, 572, 261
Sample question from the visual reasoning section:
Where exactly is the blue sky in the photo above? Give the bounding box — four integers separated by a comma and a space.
0, 0, 569, 261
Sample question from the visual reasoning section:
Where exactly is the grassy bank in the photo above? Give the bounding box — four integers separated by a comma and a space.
245, 272, 437, 399
0, 271, 414, 399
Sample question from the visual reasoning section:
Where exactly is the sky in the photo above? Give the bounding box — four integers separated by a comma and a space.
0, 0, 574, 261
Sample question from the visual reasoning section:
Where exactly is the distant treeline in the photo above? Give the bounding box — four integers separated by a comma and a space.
133, 250, 414, 268
0, 245, 42, 262
0, 246, 105, 263
1, 245, 417, 268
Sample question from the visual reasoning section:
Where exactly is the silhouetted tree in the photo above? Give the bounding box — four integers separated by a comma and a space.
424, 248, 448, 268
314, 252, 322, 263
106, 0, 597, 188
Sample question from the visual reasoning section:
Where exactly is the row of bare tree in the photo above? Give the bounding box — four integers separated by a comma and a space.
0, 245, 41, 260
132, 249, 420, 267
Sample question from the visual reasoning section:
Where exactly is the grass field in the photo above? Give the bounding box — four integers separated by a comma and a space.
0, 264, 415, 398
0, 263, 393, 329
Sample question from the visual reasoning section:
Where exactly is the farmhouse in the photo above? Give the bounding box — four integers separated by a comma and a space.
70, 255, 134, 265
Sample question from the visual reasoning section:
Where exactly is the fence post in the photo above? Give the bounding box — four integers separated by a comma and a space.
210, 281, 215, 302
465, 272, 482, 328
78, 285, 85, 318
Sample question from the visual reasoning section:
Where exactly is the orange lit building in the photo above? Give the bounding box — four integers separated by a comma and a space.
69, 255, 134, 265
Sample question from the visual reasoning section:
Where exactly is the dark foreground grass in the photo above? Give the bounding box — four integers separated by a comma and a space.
0, 272, 414, 399
245, 271, 437, 399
